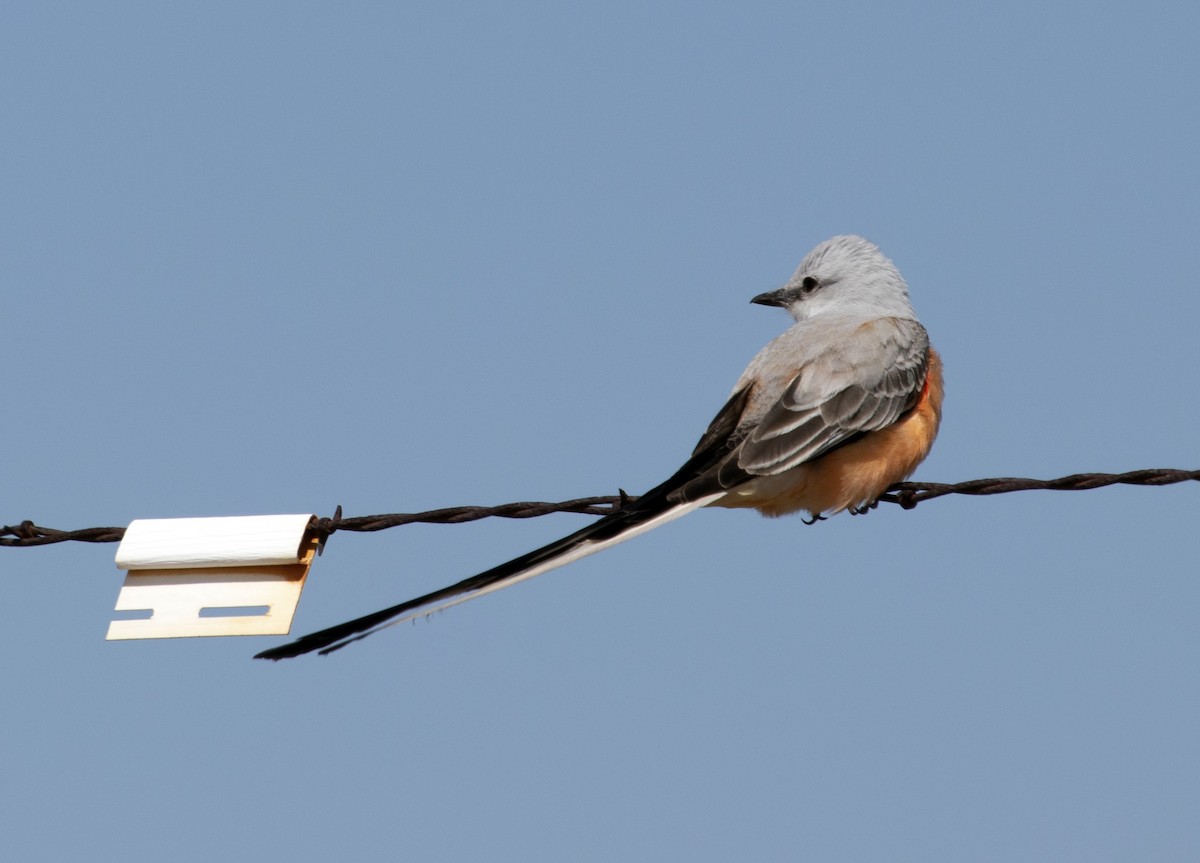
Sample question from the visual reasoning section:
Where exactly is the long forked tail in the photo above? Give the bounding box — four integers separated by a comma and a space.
254, 491, 722, 660
254, 384, 752, 660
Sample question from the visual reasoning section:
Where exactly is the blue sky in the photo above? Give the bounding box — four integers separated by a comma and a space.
4, 2, 1200, 860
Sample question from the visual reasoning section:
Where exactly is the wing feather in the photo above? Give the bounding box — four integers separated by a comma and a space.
736, 318, 930, 475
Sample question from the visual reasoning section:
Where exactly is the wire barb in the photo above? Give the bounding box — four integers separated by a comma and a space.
4, 468, 1198, 549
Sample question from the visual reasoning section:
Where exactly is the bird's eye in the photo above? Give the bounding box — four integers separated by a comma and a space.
800, 276, 820, 295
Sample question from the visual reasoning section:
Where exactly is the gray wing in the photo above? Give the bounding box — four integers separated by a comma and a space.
670, 318, 930, 503
736, 317, 930, 475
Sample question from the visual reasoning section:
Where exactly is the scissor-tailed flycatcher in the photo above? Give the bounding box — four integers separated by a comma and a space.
257, 235, 943, 659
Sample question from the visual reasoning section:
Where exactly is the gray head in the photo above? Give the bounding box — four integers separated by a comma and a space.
751, 235, 916, 322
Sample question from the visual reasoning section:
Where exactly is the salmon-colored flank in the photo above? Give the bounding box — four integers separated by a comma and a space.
728, 347, 944, 517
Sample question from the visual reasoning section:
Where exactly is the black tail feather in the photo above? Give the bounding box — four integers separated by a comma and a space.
254, 386, 754, 660
254, 492, 675, 660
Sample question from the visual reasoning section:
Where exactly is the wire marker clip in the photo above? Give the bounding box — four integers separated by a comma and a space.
107, 514, 319, 640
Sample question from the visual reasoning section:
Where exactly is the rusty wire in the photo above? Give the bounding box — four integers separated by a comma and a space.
0, 496, 634, 549
3, 468, 1198, 549
879, 467, 1200, 509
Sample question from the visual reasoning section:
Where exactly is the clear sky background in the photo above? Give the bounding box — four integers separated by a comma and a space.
4, 2, 1199, 860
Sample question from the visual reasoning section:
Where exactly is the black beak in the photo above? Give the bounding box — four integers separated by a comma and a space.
750, 287, 791, 308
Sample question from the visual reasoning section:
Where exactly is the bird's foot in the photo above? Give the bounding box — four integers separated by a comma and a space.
848, 500, 880, 516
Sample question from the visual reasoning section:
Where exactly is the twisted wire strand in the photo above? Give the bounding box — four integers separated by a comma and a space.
4, 468, 1197, 549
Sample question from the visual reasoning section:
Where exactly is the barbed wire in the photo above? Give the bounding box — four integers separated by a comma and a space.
2, 468, 1197, 549
0, 496, 635, 549
879, 467, 1200, 508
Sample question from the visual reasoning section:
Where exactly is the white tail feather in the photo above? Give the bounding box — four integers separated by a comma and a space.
350, 492, 724, 642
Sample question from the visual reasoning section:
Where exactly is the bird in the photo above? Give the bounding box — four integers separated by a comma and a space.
256, 235, 943, 659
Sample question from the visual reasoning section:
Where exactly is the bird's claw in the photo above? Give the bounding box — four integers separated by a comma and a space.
848, 500, 880, 516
